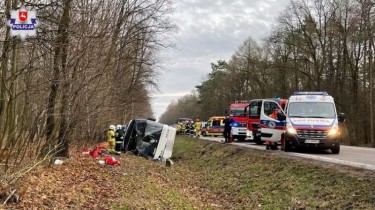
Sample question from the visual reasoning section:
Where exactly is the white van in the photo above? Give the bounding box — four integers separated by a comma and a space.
276, 91, 345, 154
260, 92, 345, 154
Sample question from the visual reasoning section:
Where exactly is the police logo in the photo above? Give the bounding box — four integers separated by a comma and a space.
7, 6, 39, 41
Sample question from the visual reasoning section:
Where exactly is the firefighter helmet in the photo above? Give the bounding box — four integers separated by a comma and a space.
109, 125, 116, 130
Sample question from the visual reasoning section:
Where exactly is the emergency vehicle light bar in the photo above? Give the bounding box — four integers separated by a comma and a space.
293, 91, 328, 96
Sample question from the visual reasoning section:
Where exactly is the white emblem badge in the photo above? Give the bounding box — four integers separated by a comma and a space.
6, 6, 39, 41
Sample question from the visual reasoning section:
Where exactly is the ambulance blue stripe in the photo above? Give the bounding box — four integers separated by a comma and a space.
260, 120, 285, 126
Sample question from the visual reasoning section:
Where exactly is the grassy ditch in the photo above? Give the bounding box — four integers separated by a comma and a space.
172, 136, 375, 209
5, 136, 375, 209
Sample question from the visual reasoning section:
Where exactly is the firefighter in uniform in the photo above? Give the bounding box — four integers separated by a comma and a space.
181, 122, 186, 135
223, 116, 233, 143
107, 125, 116, 153
176, 123, 182, 135
115, 124, 125, 152
194, 119, 202, 138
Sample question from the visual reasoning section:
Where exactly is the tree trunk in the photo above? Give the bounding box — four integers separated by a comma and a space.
45, 0, 73, 155
0, 0, 12, 148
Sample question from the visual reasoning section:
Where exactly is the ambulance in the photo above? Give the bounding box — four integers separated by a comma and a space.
247, 98, 288, 144
201, 116, 225, 137
261, 91, 345, 154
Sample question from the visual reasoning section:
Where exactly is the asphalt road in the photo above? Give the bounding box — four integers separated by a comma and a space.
199, 136, 375, 171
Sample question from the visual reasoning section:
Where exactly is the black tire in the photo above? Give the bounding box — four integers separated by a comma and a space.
202, 131, 206, 137
237, 137, 246, 142
255, 140, 264, 145
284, 142, 291, 152
331, 143, 340, 154
254, 137, 263, 145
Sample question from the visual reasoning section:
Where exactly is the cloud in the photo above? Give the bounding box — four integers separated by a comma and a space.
153, 0, 290, 120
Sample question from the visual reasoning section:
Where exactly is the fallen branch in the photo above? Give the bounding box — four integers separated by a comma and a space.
8, 143, 63, 185
3, 189, 16, 205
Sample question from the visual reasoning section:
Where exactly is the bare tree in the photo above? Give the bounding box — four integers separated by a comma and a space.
0, 0, 175, 185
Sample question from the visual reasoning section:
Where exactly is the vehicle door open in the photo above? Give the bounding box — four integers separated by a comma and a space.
260, 100, 286, 143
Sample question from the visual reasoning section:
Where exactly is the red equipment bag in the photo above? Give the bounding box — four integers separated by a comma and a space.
104, 155, 120, 166
89, 146, 105, 158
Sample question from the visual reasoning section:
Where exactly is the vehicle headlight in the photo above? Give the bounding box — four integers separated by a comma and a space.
287, 124, 297, 135
328, 126, 339, 136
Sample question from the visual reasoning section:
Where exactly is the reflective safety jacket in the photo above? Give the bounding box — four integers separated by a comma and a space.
194, 121, 202, 131
107, 129, 115, 142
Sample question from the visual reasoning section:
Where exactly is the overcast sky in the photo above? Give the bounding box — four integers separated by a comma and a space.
151, 0, 290, 121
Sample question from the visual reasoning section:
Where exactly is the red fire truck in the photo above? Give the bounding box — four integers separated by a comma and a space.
227, 101, 251, 141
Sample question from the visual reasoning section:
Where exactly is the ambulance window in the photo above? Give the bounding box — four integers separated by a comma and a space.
264, 101, 280, 117
288, 102, 335, 118
212, 120, 220, 126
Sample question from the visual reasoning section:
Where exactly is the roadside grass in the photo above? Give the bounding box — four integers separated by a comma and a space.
110, 153, 212, 210
7, 136, 375, 209
173, 136, 375, 209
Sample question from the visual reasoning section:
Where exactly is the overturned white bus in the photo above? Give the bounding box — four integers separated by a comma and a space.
123, 119, 176, 160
